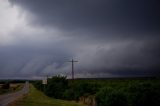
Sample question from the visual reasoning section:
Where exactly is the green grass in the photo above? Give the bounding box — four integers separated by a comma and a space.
15, 84, 86, 106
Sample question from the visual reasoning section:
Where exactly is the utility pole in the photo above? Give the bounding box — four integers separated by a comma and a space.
68, 59, 78, 80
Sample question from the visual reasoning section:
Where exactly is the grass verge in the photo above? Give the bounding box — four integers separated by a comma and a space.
13, 84, 86, 106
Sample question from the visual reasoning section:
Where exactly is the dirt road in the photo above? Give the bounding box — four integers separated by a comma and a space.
0, 81, 29, 106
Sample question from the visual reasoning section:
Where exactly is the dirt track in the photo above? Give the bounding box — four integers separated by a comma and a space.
0, 82, 29, 106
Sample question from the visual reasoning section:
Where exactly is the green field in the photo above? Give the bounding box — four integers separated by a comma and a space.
14, 84, 86, 106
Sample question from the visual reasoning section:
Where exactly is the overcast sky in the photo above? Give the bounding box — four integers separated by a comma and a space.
0, 0, 160, 79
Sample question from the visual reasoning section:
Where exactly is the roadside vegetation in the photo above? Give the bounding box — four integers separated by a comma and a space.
33, 76, 160, 106
14, 84, 85, 106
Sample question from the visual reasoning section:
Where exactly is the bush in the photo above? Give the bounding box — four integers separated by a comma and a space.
44, 76, 68, 99
33, 77, 99, 100
63, 89, 76, 100
96, 88, 128, 106
66, 82, 99, 100
128, 82, 160, 106
33, 80, 43, 91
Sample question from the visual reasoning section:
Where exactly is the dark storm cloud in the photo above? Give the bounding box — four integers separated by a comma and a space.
10, 0, 160, 36
75, 39, 160, 77
0, 45, 72, 78
0, 0, 159, 78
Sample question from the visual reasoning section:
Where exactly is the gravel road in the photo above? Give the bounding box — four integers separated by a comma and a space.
0, 81, 29, 106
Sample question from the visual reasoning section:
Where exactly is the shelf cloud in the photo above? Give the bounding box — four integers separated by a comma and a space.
0, 0, 160, 79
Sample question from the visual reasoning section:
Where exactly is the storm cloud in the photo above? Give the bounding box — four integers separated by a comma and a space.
0, 0, 160, 79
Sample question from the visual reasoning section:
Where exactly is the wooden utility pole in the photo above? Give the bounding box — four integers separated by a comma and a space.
68, 59, 78, 80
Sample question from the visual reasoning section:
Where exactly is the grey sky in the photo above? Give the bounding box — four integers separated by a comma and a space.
0, 0, 160, 79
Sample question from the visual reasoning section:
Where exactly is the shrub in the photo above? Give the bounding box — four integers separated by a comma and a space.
96, 87, 128, 106
44, 76, 68, 99
64, 82, 99, 100
33, 80, 43, 91
63, 89, 76, 100
129, 82, 160, 106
